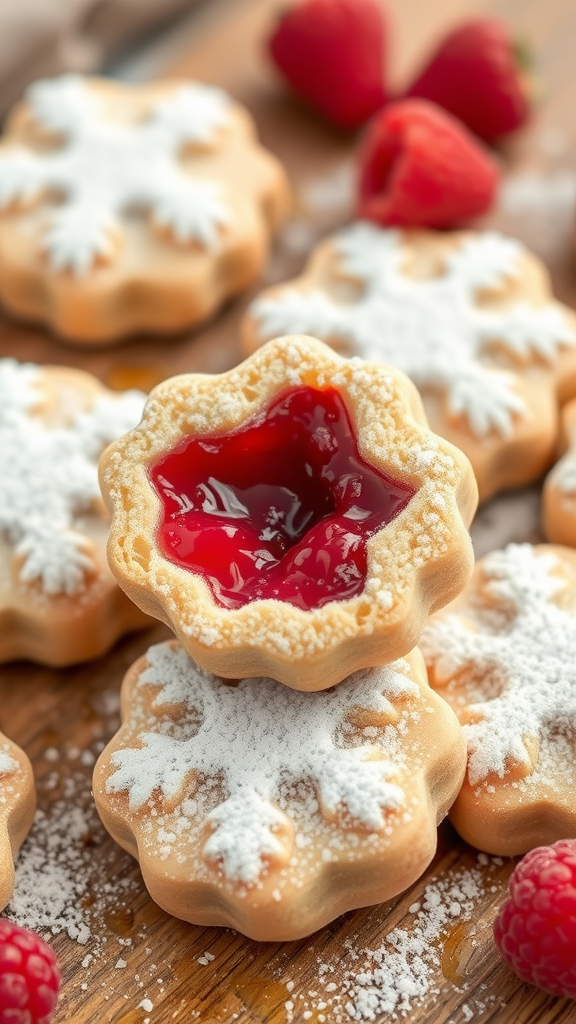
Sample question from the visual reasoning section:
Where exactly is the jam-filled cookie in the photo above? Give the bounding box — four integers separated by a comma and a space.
421, 543, 576, 855
93, 640, 466, 941
0, 74, 289, 343
0, 358, 150, 665
0, 731, 35, 911
100, 335, 477, 691
243, 224, 576, 502
542, 397, 576, 547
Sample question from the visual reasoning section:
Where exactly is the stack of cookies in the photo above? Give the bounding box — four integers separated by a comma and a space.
92, 334, 478, 940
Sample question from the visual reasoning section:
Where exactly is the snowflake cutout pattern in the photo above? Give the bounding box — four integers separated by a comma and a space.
0, 359, 144, 595
421, 543, 576, 786
106, 642, 416, 883
250, 222, 575, 438
0, 75, 232, 275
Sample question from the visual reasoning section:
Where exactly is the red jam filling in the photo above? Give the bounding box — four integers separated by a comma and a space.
150, 386, 415, 611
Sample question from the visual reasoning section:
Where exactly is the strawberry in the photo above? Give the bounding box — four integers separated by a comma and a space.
406, 19, 532, 142
357, 99, 499, 228
268, 0, 388, 131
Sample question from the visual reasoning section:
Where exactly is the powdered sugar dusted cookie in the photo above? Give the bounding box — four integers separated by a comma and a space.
421, 543, 576, 855
93, 640, 466, 940
243, 224, 576, 501
0, 732, 35, 911
542, 398, 576, 547
0, 74, 289, 343
100, 335, 477, 691
0, 358, 150, 665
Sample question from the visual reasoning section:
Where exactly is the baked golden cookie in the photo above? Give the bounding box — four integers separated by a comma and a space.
0, 358, 151, 665
93, 640, 466, 941
421, 543, 576, 855
542, 398, 576, 547
0, 74, 289, 344
243, 224, 576, 502
100, 335, 477, 691
0, 731, 35, 912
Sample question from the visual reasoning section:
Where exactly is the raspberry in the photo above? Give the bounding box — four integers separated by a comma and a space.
0, 920, 60, 1024
494, 839, 576, 999
406, 19, 532, 142
268, 0, 388, 130
357, 99, 499, 229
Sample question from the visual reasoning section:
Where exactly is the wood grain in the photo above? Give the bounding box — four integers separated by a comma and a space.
1, 0, 576, 1021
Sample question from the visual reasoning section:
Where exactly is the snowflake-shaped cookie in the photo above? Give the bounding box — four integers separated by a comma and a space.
243, 223, 576, 501
0, 732, 35, 912
543, 398, 576, 547
0, 75, 289, 343
421, 543, 576, 855
100, 335, 478, 691
0, 358, 150, 665
93, 641, 466, 940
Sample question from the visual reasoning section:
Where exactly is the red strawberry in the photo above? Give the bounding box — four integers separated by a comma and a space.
268, 0, 388, 131
406, 19, 532, 142
357, 99, 499, 229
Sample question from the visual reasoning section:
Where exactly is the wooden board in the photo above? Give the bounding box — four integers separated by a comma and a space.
1, 0, 576, 1021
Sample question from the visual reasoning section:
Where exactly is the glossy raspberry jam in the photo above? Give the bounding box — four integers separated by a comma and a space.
150, 386, 414, 611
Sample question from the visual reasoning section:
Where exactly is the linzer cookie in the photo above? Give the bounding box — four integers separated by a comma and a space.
242, 224, 576, 501
0, 358, 150, 665
421, 543, 576, 855
0, 731, 35, 911
93, 640, 466, 941
100, 335, 477, 691
0, 74, 289, 343
542, 397, 576, 547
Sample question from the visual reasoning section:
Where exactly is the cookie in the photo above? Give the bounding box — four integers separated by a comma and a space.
421, 543, 576, 855
0, 358, 151, 665
100, 334, 478, 691
542, 397, 576, 547
0, 74, 289, 343
0, 732, 35, 912
242, 224, 576, 502
93, 640, 466, 941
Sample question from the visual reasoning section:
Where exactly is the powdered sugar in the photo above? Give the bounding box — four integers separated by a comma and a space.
107, 643, 417, 883
276, 857, 504, 1022
6, 801, 92, 943
0, 358, 144, 595
0, 75, 231, 274
422, 543, 576, 785
500, 170, 576, 218
0, 751, 16, 775
250, 223, 575, 438
497, 170, 576, 259
300, 162, 355, 219
343, 867, 483, 1020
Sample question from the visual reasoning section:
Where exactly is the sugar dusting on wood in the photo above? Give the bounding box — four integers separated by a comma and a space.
1, 687, 162, 1015
279, 858, 507, 1022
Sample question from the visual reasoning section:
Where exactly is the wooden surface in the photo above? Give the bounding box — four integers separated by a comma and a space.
1, 0, 576, 1021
